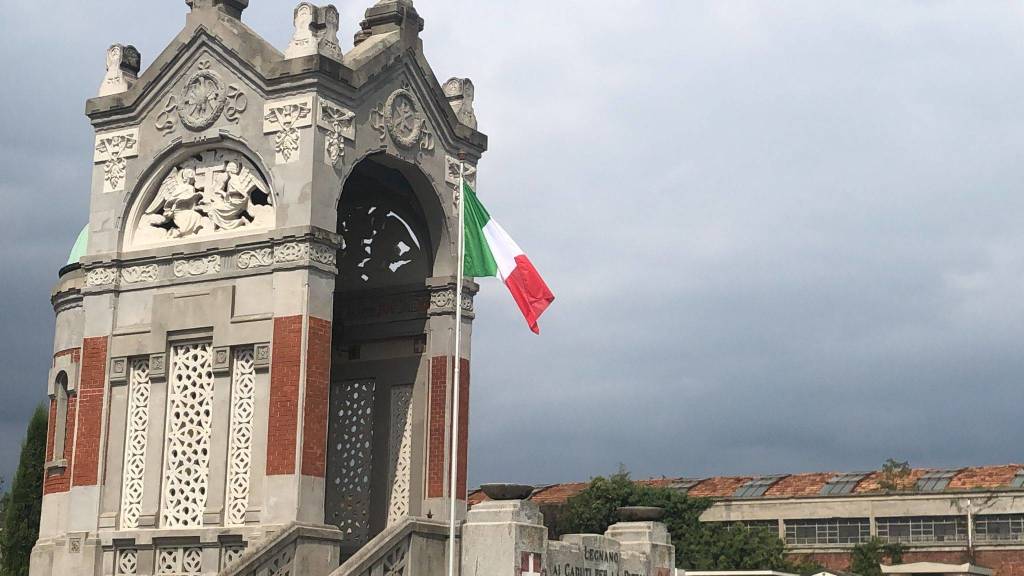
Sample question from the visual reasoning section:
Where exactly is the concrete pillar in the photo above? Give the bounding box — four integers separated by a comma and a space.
461, 497, 548, 576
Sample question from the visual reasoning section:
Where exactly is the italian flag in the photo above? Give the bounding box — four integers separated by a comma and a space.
463, 182, 555, 334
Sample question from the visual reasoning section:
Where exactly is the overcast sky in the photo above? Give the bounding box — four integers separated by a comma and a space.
3, 1, 1024, 488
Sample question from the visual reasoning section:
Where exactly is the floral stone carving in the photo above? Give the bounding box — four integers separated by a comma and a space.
179, 61, 227, 131
371, 88, 434, 151
134, 149, 273, 246
94, 129, 140, 193
264, 96, 313, 164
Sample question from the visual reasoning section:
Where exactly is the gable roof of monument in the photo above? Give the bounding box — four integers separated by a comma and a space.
468, 463, 1024, 506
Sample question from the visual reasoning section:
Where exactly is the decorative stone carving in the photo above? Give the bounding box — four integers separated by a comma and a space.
326, 379, 375, 542
173, 255, 221, 278
372, 88, 434, 151
86, 267, 118, 287
274, 242, 309, 263
237, 248, 273, 269
285, 3, 343, 61
445, 156, 477, 191
94, 128, 140, 193
253, 343, 271, 368
135, 149, 273, 245
318, 98, 355, 166
98, 44, 141, 97
443, 77, 478, 130
179, 60, 226, 131
310, 243, 337, 267
264, 96, 314, 164
387, 385, 413, 526
225, 348, 255, 526
161, 343, 214, 528
155, 95, 179, 134
150, 353, 167, 378
109, 357, 128, 383
156, 547, 203, 575
116, 549, 138, 576
121, 264, 159, 284
212, 346, 231, 373
120, 359, 151, 529
221, 545, 246, 570
430, 288, 474, 314
224, 85, 248, 123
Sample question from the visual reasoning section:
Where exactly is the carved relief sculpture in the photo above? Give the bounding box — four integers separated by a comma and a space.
95, 129, 140, 193
445, 155, 477, 191
179, 61, 226, 131
372, 88, 435, 151
264, 96, 314, 163
318, 98, 355, 166
284, 3, 343, 61
134, 150, 273, 246
98, 44, 141, 97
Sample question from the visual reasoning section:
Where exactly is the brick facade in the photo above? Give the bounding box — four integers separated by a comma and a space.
72, 337, 106, 487
301, 317, 331, 478
267, 316, 303, 476
788, 550, 1024, 576
427, 356, 447, 498
425, 356, 470, 500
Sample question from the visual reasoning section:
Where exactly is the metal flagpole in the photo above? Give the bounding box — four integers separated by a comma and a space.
447, 158, 466, 576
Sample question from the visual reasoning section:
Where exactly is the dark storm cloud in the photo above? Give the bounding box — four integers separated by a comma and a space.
2, 1, 1024, 487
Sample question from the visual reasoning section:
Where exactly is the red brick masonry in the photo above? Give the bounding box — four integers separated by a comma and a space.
72, 337, 107, 487
301, 317, 331, 478
267, 316, 303, 476
427, 356, 447, 498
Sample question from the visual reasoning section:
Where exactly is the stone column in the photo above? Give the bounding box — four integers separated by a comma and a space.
461, 486, 547, 576
604, 508, 676, 576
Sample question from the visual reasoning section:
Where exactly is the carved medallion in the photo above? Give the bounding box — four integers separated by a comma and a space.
179, 62, 227, 131
382, 89, 433, 150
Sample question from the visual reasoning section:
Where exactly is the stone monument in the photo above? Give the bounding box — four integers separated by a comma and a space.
34, 1, 485, 574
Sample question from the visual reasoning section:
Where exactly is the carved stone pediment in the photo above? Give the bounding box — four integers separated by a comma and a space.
129, 149, 274, 248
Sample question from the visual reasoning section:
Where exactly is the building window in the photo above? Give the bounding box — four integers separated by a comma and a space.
877, 516, 967, 543
820, 472, 869, 496
975, 515, 1024, 542
734, 475, 788, 498
915, 469, 959, 492
784, 518, 870, 545
52, 371, 70, 461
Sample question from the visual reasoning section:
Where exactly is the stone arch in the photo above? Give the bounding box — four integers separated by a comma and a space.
325, 153, 449, 551
120, 139, 276, 251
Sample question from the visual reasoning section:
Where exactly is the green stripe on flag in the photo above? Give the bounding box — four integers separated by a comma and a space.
463, 182, 498, 278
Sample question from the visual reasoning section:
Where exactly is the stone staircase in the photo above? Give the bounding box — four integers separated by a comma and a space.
218, 518, 452, 576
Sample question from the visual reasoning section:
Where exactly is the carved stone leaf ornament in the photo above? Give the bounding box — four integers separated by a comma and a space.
318, 99, 356, 166
86, 267, 119, 287
121, 264, 159, 284
264, 96, 314, 164
236, 248, 274, 269
173, 255, 221, 277
94, 129, 140, 193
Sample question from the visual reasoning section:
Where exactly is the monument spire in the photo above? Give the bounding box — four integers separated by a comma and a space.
185, 0, 248, 19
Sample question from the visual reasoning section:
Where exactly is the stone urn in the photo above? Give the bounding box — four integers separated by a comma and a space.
616, 506, 666, 521
480, 483, 535, 501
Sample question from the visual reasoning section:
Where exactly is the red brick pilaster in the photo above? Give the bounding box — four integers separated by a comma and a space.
426, 356, 471, 500
456, 358, 470, 498
427, 357, 447, 498
267, 316, 303, 476
72, 337, 107, 487
301, 317, 331, 478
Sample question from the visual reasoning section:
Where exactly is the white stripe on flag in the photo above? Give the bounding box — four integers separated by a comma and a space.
481, 219, 523, 281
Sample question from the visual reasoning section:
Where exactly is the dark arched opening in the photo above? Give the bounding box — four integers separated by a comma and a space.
326, 155, 438, 554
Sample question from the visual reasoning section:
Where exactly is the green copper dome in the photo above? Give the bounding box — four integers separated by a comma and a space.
67, 225, 88, 266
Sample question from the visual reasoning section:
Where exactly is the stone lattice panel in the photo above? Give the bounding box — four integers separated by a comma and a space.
326, 379, 375, 540
225, 347, 255, 526
161, 343, 214, 528
387, 385, 413, 525
120, 359, 151, 529
156, 547, 203, 576
116, 549, 138, 576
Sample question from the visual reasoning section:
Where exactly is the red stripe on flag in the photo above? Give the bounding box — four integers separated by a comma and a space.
504, 255, 554, 334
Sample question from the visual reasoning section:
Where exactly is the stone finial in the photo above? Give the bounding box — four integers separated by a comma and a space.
443, 77, 477, 130
186, 0, 249, 19
354, 0, 423, 46
284, 3, 343, 61
98, 44, 141, 97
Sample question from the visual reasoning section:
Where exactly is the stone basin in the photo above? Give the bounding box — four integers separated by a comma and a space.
481, 483, 535, 501
616, 506, 666, 521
